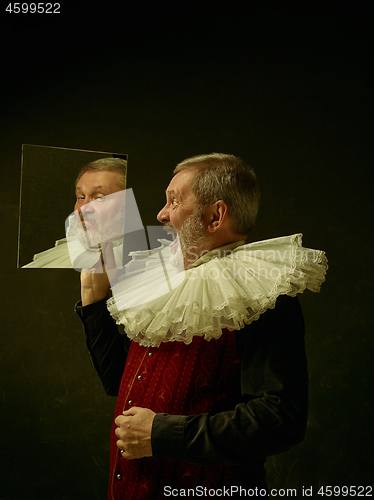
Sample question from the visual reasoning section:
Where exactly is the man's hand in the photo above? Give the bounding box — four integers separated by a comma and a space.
80, 242, 117, 306
115, 406, 156, 459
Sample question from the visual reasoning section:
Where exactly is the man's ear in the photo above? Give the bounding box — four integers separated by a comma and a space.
206, 200, 228, 233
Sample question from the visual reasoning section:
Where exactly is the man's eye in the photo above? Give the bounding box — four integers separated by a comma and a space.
171, 199, 178, 205
96, 196, 106, 202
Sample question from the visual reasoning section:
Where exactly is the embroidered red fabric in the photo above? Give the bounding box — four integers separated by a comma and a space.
108, 330, 241, 499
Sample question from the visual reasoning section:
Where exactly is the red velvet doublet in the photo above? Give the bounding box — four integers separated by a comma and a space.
108, 330, 241, 499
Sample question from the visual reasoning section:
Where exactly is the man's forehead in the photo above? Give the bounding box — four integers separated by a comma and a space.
76, 170, 123, 191
166, 169, 195, 196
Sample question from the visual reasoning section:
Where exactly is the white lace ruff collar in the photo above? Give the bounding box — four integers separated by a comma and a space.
107, 234, 328, 347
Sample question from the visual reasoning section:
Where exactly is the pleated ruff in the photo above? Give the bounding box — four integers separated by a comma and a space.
107, 234, 328, 347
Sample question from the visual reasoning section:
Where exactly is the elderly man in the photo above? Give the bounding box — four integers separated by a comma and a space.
76, 153, 327, 499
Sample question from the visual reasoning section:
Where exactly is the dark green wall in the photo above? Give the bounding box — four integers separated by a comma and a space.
1, 2, 372, 498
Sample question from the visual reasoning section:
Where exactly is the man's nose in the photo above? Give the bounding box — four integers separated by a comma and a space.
157, 204, 170, 223
81, 199, 95, 214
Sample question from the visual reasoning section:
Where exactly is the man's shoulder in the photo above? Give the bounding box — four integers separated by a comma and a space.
236, 295, 305, 341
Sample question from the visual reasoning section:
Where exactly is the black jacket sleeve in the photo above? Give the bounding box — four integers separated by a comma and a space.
151, 295, 308, 466
75, 297, 130, 396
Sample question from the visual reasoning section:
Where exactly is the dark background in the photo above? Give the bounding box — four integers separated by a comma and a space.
0, 1, 372, 498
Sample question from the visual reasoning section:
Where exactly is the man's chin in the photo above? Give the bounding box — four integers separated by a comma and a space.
79, 239, 100, 250
75, 229, 99, 250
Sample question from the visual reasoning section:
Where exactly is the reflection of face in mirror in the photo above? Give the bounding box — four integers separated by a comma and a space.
74, 171, 126, 249
21, 155, 128, 269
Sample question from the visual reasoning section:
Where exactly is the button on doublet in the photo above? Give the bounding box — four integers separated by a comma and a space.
116, 473, 122, 480
124, 348, 156, 411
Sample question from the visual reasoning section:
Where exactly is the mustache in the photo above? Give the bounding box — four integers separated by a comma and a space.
82, 214, 96, 223
77, 212, 98, 226
163, 223, 177, 239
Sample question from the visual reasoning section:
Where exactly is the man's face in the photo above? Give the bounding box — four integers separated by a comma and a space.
157, 169, 199, 231
157, 169, 207, 263
74, 170, 125, 248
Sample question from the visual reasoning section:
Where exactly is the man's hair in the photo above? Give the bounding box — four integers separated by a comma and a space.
173, 153, 260, 236
75, 157, 127, 188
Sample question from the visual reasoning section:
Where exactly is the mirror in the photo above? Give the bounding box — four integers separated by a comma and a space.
18, 144, 129, 268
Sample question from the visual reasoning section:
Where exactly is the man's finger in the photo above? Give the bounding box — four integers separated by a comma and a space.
114, 414, 128, 426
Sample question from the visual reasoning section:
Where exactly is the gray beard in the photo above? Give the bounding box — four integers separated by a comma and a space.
75, 211, 124, 249
172, 207, 208, 268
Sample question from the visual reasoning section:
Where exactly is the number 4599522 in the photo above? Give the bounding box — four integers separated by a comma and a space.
5, 3, 61, 14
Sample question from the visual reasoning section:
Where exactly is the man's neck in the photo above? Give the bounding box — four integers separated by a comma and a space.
187, 239, 246, 269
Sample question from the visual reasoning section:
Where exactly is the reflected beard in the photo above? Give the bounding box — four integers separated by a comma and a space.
75, 211, 124, 249
75, 218, 95, 249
